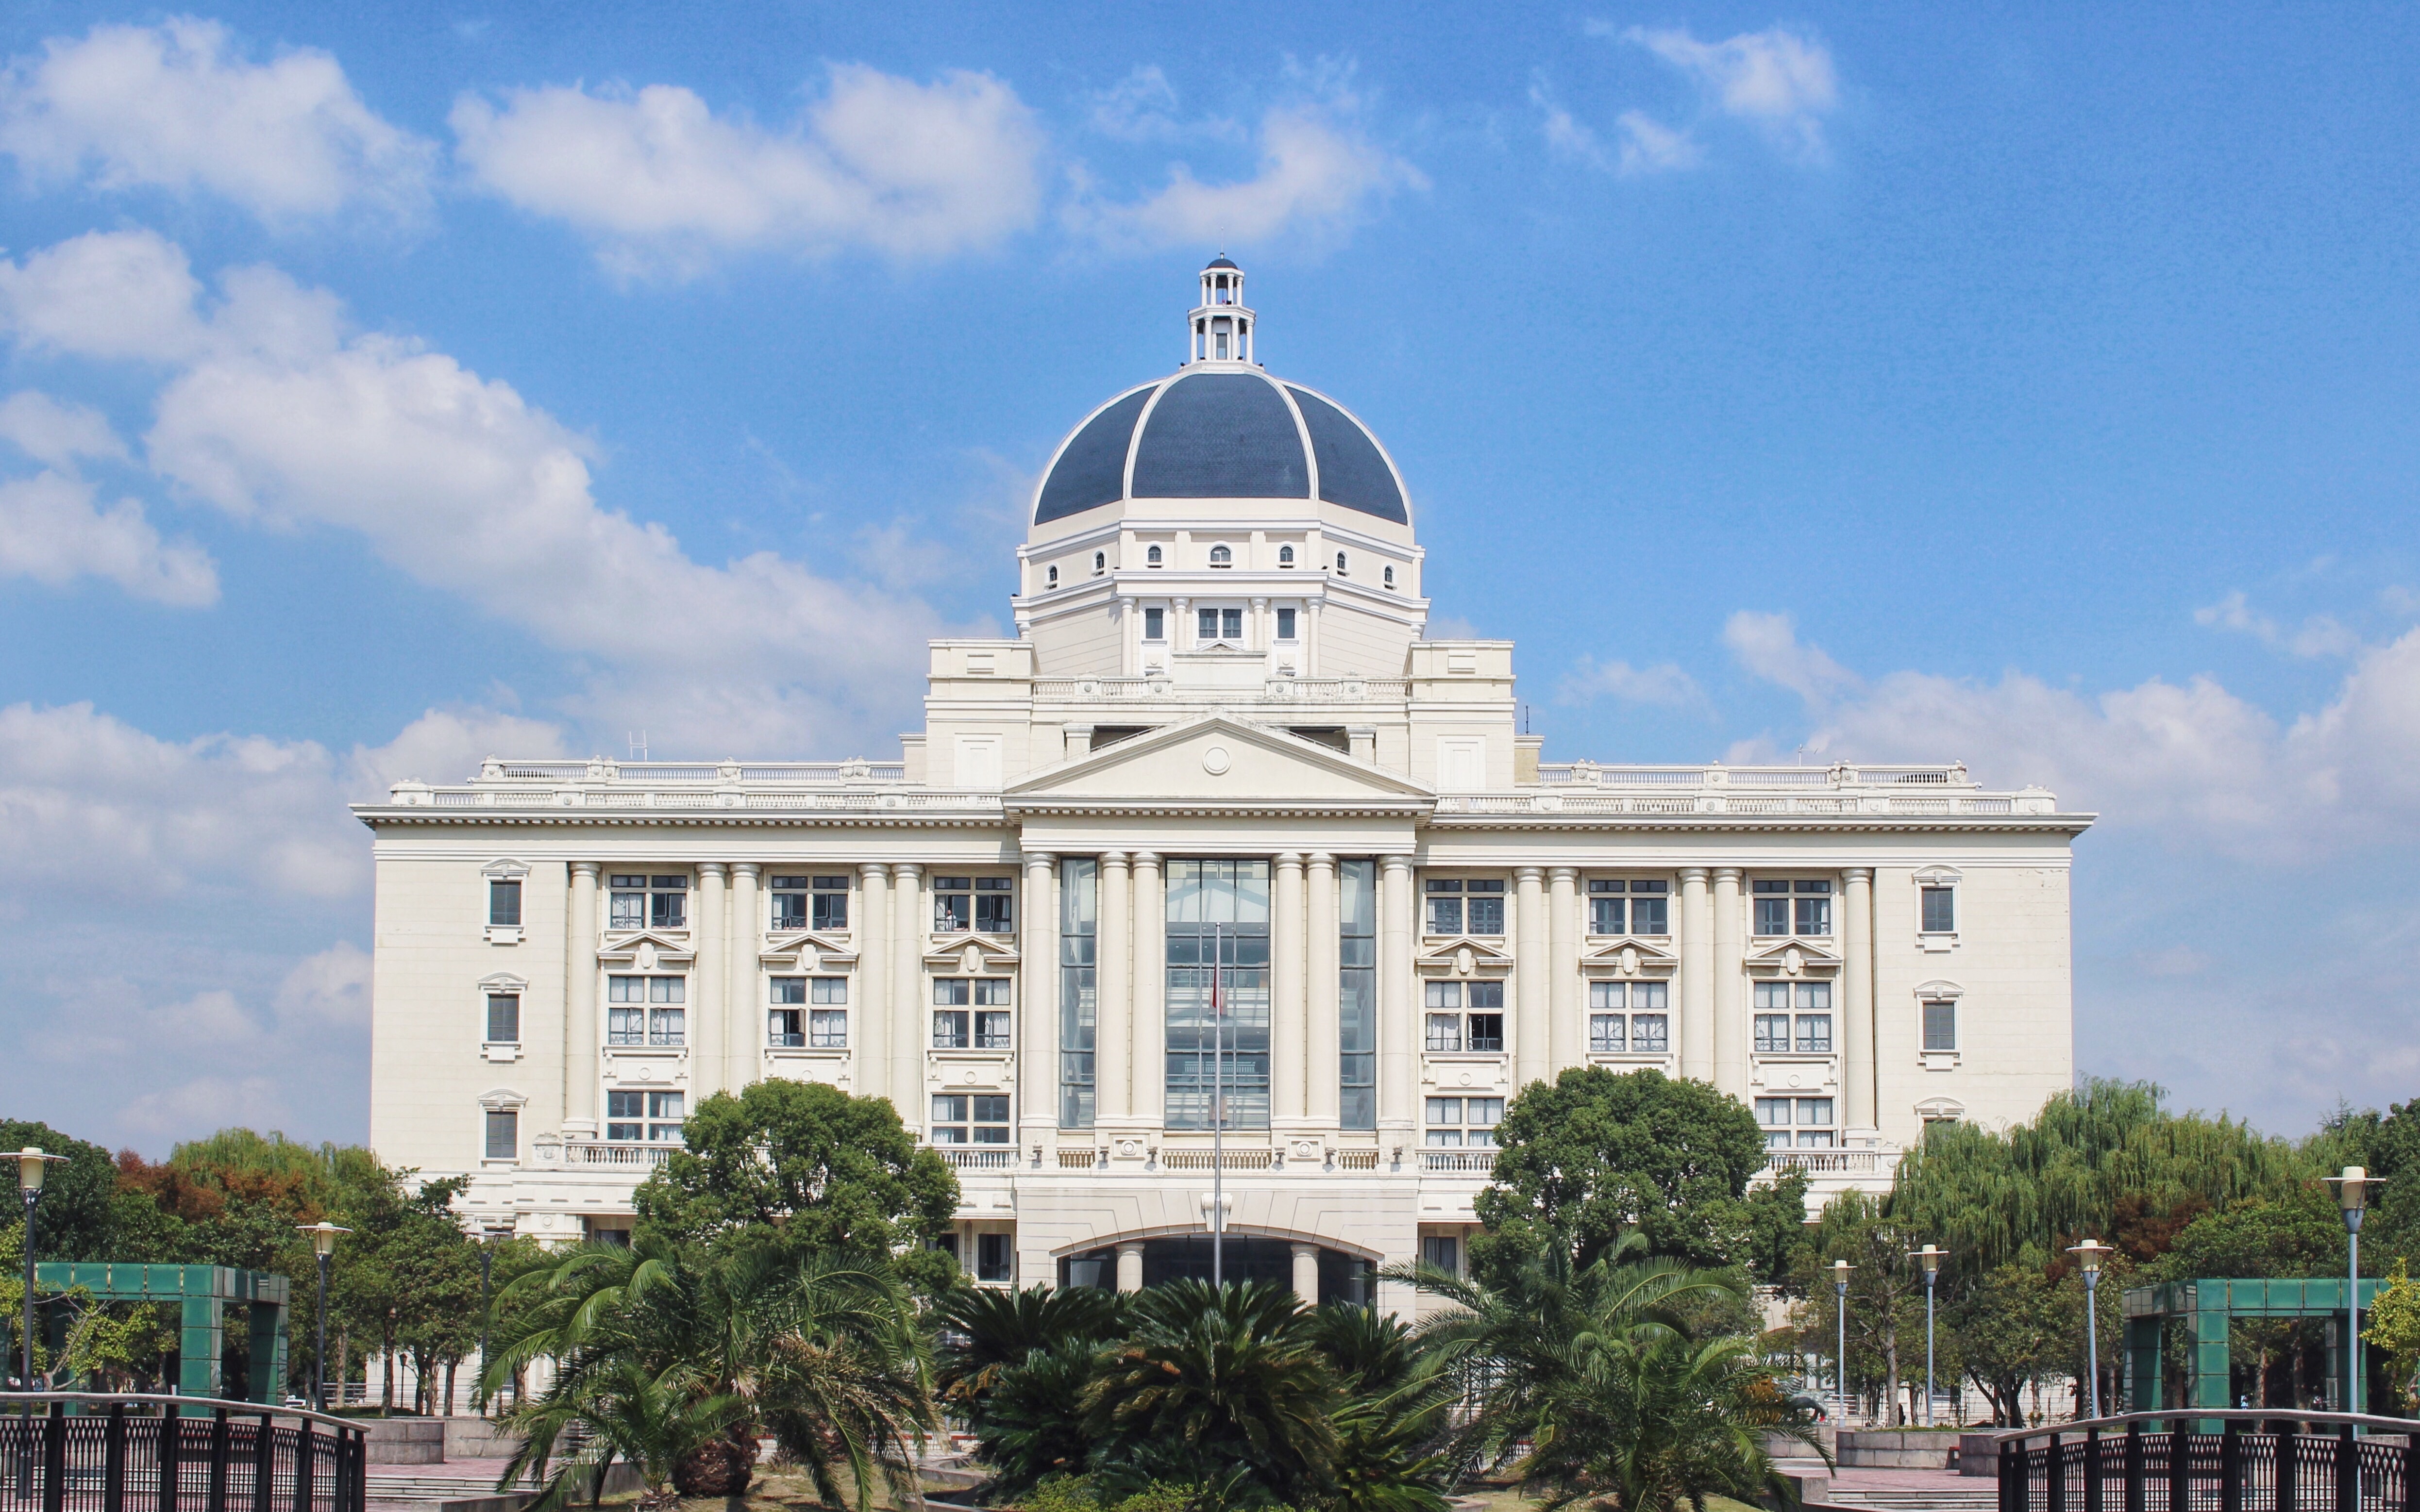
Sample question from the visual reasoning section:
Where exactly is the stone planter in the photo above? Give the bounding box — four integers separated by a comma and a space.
1837, 1428, 1964, 1469
361, 1418, 447, 1464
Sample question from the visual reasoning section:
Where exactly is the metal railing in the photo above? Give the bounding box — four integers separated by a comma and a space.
0, 1395, 367, 1512
1997, 1412, 2420, 1512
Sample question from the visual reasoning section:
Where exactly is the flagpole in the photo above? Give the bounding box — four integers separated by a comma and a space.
1212, 920, 1225, 1288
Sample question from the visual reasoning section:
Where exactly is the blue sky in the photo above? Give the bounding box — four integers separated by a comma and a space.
2, 1, 2416, 1152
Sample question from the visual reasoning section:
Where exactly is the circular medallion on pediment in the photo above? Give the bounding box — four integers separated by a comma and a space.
1202, 745, 1232, 774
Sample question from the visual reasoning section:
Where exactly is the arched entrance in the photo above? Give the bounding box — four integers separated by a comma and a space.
1057, 1236, 1376, 1307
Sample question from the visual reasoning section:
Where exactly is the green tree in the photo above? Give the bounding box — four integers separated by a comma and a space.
0, 1119, 119, 1261
633, 1080, 958, 1291
1473, 1067, 1808, 1281
1081, 1280, 1340, 1508
1944, 1263, 2061, 1426
2363, 1261, 2420, 1411
934, 1283, 1126, 1421
1801, 1192, 1932, 1424
505, 1355, 743, 1512
2147, 1185, 2350, 1282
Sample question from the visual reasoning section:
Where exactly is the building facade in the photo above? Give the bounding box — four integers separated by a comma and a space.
359, 261, 2090, 1310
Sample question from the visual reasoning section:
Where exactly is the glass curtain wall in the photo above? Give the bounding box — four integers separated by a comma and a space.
1059, 859, 1097, 1128
1165, 859, 1272, 1130
1339, 860, 1377, 1129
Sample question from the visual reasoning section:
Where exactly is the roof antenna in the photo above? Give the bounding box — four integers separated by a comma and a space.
1522, 703, 1531, 735
628, 730, 649, 762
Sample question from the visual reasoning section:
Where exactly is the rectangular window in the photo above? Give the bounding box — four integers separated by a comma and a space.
1587, 879, 1669, 936
488, 879, 521, 928
977, 1232, 1013, 1283
931, 1094, 1011, 1146
934, 876, 1014, 934
1424, 1097, 1504, 1148
605, 1090, 684, 1143
770, 874, 850, 933
770, 977, 851, 1047
609, 874, 687, 930
1752, 880, 1790, 937
1425, 879, 1462, 936
1422, 1234, 1460, 1276
1338, 860, 1377, 1130
1144, 606, 1165, 641
1753, 1011, 1789, 1054
770, 875, 810, 930
1276, 607, 1297, 640
1923, 999, 1957, 1051
484, 1108, 517, 1160
1164, 859, 1273, 1130
1755, 1096, 1836, 1149
1465, 880, 1504, 935
933, 978, 1013, 1049
1425, 980, 1505, 1053
1424, 878, 1505, 936
1060, 859, 1097, 1129
1796, 981, 1832, 1051
1589, 980, 1671, 1053
606, 974, 685, 1045
486, 993, 520, 1044
1631, 1008, 1668, 1053
1753, 879, 1831, 936
1198, 607, 1217, 641
1922, 886, 1956, 934
1795, 880, 1832, 937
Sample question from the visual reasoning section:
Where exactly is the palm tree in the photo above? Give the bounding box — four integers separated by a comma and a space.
1081, 1280, 1339, 1508
1393, 1231, 1822, 1511
1304, 1306, 1455, 1512
499, 1355, 742, 1512
934, 1282, 1126, 1419
484, 1236, 934, 1509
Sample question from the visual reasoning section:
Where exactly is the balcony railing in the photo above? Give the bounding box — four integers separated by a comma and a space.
1420, 1150, 1497, 1175
1032, 676, 1410, 703
1161, 1149, 1279, 1171
1759, 1149, 1897, 1176
932, 1148, 1017, 1171
567, 1143, 680, 1167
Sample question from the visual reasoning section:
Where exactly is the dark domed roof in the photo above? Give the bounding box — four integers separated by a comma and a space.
1033, 369, 1408, 527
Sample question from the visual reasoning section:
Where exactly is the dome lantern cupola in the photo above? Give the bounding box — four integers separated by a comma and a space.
1188, 256, 1255, 366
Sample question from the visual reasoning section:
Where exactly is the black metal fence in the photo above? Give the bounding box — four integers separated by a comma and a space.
0, 1396, 367, 1512
2000, 1412, 2418, 1512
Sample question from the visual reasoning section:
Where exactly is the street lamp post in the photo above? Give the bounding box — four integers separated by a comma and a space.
13, 1148, 67, 1393
1831, 1259, 1855, 1425
299, 1222, 352, 1413
2068, 1239, 2115, 1420
2326, 1166, 2382, 1422
1909, 1244, 1948, 1426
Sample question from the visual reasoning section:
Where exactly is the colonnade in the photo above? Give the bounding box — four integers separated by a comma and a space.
555, 856, 1884, 1144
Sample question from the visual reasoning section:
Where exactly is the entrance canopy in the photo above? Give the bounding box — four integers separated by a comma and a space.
2123, 1278, 2386, 1412
37, 1263, 290, 1406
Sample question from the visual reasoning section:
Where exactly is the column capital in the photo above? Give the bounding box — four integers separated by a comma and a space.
1100, 850, 1130, 869
1843, 866, 1875, 883
1678, 865, 1709, 884
893, 861, 924, 879
1713, 865, 1744, 884
1251, 596, 1270, 609
571, 860, 601, 880
1381, 854, 1414, 872
1130, 851, 1161, 868
1275, 851, 1304, 869
1171, 596, 1190, 609
858, 861, 891, 880
697, 862, 729, 880
730, 862, 761, 879
1116, 1240, 1144, 1256
1022, 851, 1056, 870
1307, 851, 1336, 869
1514, 865, 1545, 884
1289, 1241, 1317, 1259
1548, 865, 1579, 884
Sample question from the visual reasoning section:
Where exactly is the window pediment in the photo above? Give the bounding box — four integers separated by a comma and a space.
759, 931, 860, 970
596, 931, 696, 967
1414, 939, 1514, 978
1580, 939, 1680, 978
923, 934, 1022, 972
478, 971, 529, 993
1911, 865, 1964, 886
477, 1086, 527, 1110
1744, 938, 1842, 977
482, 858, 530, 879
1913, 979, 1964, 1000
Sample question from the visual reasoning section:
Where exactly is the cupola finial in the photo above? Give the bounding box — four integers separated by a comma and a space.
1187, 256, 1255, 366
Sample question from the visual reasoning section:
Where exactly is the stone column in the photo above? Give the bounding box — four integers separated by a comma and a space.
1514, 866, 1547, 1090
1271, 853, 1307, 1125
1172, 598, 1191, 652
1378, 855, 1417, 1148
1096, 853, 1131, 1126
564, 863, 601, 1136
891, 863, 924, 1135
1130, 853, 1166, 1130
1115, 1240, 1145, 1293
1709, 868, 1743, 1090
727, 864, 759, 1093
857, 863, 891, 1109
1844, 867, 1877, 1132
1291, 1242, 1319, 1302
694, 864, 726, 1101
1547, 866, 1580, 1074
1305, 854, 1340, 1127
1019, 854, 1057, 1150
1677, 868, 1711, 1083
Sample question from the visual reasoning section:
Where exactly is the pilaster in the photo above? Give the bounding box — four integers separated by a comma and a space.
857, 863, 891, 1110
1844, 867, 1877, 1132
564, 862, 600, 1137
1270, 852, 1308, 1128
694, 863, 727, 1102
1096, 853, 1133, 1127
1304, 853, 1340, 1130
1547, 866, 1580, 1075
1130, 852, 1166, 1131
1677, 867, 1711, 1090
1514, 865, 1547, 1090
727, 863, 759, 1093
1019, 853, 1057, 1150
891, 862, 924, 1134
1378, 854, 1416, 1150
1710, 866, 1744, 1093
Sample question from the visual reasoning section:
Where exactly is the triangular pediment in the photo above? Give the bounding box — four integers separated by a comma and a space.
596, 930, 696, 965
922, 933, 1022, 971
1580, 938, 1681, 975
760, 931, 861, 969
1415, 937, 1516, 976
1745, 937, 1844, 973
1006, 714, 1431, 807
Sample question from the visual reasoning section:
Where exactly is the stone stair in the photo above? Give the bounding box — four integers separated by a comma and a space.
1826, 1489, 2000, 1512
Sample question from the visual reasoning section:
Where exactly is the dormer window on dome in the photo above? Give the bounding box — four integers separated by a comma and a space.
1190, 257, 1256, 365
1209, 545, 1232, 567
1147, 545, 1163, 566
1279, 545, 1295, 567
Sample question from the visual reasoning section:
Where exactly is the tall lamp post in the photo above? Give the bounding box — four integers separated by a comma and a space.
299, 1222, 351, 1413
1831, 1259, 1855, 1424
2068, 1239, 2114, 1420
1909, 1244, 1948, 1425
2325, 1166, 2382, 1422
13, 1148, 67, 1393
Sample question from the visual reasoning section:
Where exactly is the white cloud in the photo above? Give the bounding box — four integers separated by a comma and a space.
1558, 655, 1702, 707
0, 391, 128, 468
0, 470, 218, 605
1073, 97, 1424, 249
0, 18, 434, 221
1725, 610, 2420, 861
1722, 610, 1860, 704
1617, 25, 1838, 158
451, 64, 1043, 278
2194, 588, 2361, 658
1089, 66, 1201, 142
1614, 111, 1703, 175
0, 229, 209, 362
274, 941, 370, 1025
118, 1075, 287, 1139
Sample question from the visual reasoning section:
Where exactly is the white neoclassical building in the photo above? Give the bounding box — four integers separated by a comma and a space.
359, 261, 2090, 1309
